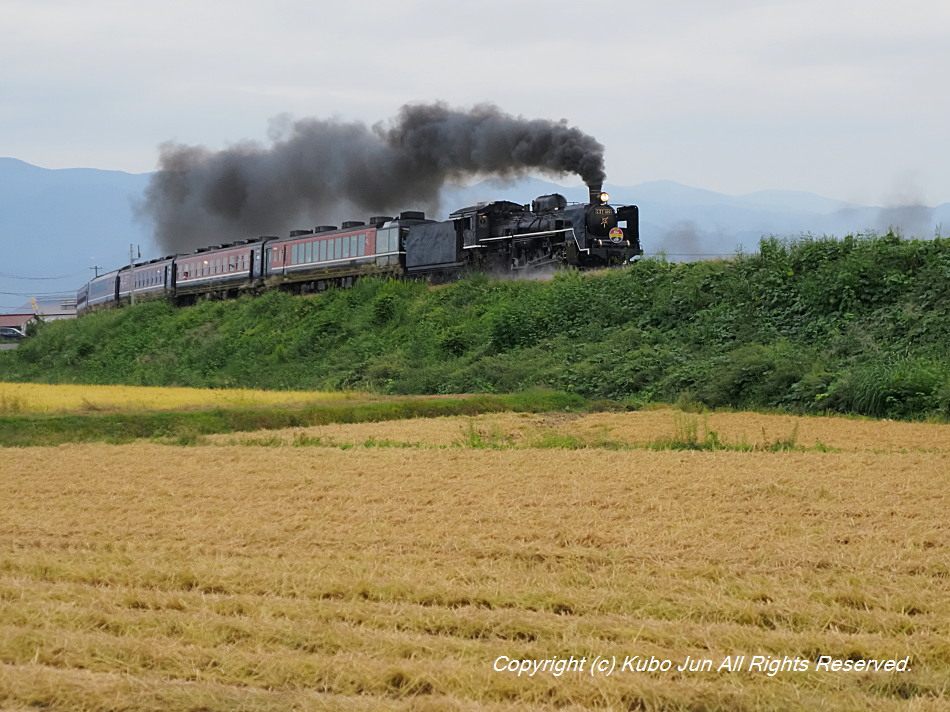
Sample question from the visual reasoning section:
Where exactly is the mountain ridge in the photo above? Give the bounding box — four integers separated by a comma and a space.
2, 157, 947, 311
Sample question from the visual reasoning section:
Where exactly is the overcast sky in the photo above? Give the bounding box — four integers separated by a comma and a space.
2, 0, 948, 205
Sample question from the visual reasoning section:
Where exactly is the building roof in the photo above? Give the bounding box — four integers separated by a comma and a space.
0, 313, 38, 329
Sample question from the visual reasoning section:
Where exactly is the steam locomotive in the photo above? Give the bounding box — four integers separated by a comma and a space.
76, 185, 641, 314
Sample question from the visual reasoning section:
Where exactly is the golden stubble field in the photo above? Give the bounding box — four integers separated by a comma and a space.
0, 382, 359, 413
1, 402, 949, 710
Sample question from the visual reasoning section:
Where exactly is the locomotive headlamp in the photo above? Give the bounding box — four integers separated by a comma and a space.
599, 192, 610, 203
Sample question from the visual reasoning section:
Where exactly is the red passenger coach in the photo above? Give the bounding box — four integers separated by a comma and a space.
118, 257, 176, 304
264, 217, 405, 291
175, 240, 267, 299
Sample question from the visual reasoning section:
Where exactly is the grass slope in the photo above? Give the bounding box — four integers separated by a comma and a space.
3, 232, 950, 419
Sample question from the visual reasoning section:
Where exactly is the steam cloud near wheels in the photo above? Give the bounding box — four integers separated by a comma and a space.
141, 103, 606, 253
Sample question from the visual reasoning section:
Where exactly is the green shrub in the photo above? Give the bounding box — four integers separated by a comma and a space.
2, 233, 949, 420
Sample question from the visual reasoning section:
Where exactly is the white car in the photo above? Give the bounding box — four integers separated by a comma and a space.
0, 327, 26, 340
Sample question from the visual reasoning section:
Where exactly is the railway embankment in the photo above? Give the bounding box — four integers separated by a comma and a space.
3, 232, 949, 420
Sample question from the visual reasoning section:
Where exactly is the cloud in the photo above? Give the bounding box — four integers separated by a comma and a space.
1, 0, 948, 203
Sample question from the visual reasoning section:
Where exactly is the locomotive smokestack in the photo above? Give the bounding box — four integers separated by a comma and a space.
141, 102, 607, 254
588, 184, 603, 205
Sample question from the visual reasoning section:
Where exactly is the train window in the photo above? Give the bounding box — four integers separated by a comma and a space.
358, 234, 365, 256
342, 237, 350, 259
378, 226, 398, 254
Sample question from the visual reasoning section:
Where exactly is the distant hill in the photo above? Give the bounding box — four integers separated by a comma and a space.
444, 177, 949, 260
0, 158, 154, 310
2, 157, 948, 311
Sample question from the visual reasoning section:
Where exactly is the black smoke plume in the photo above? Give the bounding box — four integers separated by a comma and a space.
141, 103, 606, 254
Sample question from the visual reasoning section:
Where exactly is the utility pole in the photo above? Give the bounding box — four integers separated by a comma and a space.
90, 265, 101, 278
129, 244, 137, 305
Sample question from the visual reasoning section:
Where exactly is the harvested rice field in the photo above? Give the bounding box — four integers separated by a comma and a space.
0, 381, 361, 414
1, 401, 949, 710
213, 408, 950, 453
